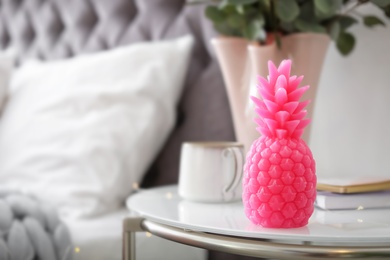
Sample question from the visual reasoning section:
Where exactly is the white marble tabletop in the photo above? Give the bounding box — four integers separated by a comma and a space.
127, 185, 390, 246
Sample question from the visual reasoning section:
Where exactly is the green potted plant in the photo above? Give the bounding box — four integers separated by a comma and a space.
191, 0, 390, 150
204, 0, 390, 55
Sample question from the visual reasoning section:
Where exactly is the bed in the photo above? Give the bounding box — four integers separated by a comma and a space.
0, 0, 259, 260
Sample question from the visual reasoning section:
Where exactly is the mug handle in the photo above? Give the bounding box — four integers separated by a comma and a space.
222, 147, 244, 197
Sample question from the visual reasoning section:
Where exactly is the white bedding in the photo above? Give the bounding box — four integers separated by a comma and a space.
0, 36, 194, 218
63, 208, 207, 260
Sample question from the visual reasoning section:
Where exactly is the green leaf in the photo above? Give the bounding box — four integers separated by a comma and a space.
280, 21, 296, 33
299, 1, 317, 23
243, 16, 266, 40
227, 0, 258, 4
314, 0, 342, 15
205, 6, 225, 23
235, 5, 245, 14
363, 15, 386, 27
214, 23, 240, 36
294, 19, 327, 33
330, 21, 341, 40
227, 13, 244, 29
275, 0, 300, 22
371, 0, 390, 7
220, 4, 239, 14
338, 15, 358, 30
258, 0, 271, 10
314, 0, 342, 20
314, 8, 331, 20
243, 25, 266, 41
219, 0, 229, 8
336, 31, 355, 55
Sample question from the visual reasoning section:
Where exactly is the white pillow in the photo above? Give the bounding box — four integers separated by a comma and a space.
0, 49, 15, 110
0, 36, 194, 218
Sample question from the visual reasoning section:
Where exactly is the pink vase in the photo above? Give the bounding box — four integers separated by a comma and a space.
212, 33, 330, 151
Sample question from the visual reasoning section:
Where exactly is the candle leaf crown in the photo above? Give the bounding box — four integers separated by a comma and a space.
251, 60, 311, 139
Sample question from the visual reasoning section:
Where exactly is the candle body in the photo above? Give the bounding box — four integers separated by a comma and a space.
242, 136, 316, 228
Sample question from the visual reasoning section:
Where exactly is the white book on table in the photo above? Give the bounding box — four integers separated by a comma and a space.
315, 191, 390, 210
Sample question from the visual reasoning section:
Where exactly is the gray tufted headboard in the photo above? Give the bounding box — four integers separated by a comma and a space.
0, 0, 235, 189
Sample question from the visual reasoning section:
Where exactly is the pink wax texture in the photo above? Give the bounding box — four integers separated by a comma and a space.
242, 60, 316, 228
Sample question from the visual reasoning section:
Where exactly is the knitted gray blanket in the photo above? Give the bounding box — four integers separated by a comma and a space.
0, 191, 73, 260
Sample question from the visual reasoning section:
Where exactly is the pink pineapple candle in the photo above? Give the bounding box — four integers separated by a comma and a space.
242, 60, 316, 228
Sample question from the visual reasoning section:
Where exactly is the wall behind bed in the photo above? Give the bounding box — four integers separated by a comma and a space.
0, 0, 235, 188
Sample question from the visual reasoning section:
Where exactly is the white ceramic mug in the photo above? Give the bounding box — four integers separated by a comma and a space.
178, 142, 244, 202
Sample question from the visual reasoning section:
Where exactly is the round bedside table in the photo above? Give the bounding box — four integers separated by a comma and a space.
123, 185, 390, 260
